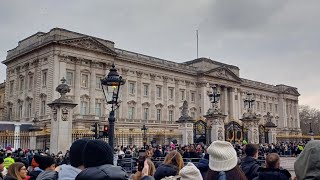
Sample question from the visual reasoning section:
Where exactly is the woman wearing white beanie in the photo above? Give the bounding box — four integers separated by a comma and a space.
179, 162, 203, 180
205, 141, 247, 180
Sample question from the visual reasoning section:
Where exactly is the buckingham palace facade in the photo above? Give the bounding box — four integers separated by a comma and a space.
1, 28, 301, 146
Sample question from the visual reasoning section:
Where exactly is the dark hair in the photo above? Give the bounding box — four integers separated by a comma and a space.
244, 144, 258, 157
266, 153, 280, 169
206, 165, 247, 180
7, 153, 12, 157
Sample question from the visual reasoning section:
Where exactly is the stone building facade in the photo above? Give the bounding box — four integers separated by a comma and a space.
2, 28, 301, 146
0, 82, 5, 120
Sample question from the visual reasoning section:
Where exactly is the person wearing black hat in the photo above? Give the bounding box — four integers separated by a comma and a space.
57, 139, 88, 180
35, 155, 58, 180
28, 154, 43, 180
75, 139, 128, 180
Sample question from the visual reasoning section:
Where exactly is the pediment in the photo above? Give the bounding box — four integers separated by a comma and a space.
58, 37, 116, 55
202, 66, 242, 82
284, 87, 300, 96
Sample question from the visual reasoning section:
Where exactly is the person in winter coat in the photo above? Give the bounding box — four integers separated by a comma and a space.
294, 140, 320, 180
3, 162, 27, 180
75, 140, 128, 180
241, 144, 260, 180
253, 153, 291, 180
35, 156, 58, 180
154, 150, 184, 180
56, 139, 88, 180
205, 141, 247, 180
27, 155, 43, 180
197, 153, 209, 179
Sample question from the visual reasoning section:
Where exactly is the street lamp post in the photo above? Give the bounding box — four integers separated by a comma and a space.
141, 124, 148, 150
101, 63, 125, 152
208, 85, 220, 106
244, 92, 255, 110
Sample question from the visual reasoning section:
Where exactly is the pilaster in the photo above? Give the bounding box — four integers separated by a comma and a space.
136, 71, 143, 120
89, 62, 96, 115
150, 74, 156, 119
74, 59, 81, 114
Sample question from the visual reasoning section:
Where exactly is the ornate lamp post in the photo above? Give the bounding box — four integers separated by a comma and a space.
141, 124, 148, 150
101, 63, 125, 151
308, 117, 314, 138
244, 92, 255, 110
208, 85, 220, 109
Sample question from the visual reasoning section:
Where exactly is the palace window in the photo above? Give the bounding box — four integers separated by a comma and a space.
157, 109, 161, 121
191, 92, 195, 102
275, 104, 278, 113
96, 76, 102, 89
18, 104, 23, 119
143, 84, 149, 96
269, 103, 272, 112
144, 108, 149, 120
181, 90, 185, 101
41, 100, 46, 116
27, 102, 32, 117
81, 74, 89, 88
191, 112, 195, 119
169, 88, 174, 100
9, 81, 14, 95
42, 70, 47, 86
257, 102, 260, 111
20, 77, 24, 91
66, 71, 73, 86
8, 107, 13, 120
156, 86, 162, 98
80, 101, 88, 115
29, 75, 33, 90
169, 110, 174, 122
263, 102, 266, 112
95, 103, 102, 117
129, 82, 135, 94
128, 107, 135, 119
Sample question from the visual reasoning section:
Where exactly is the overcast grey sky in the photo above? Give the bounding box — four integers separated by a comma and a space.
0, 0, 319, 108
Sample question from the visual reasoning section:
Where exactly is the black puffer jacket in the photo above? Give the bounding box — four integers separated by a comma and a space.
197, 158, 209, 179
253, 168, 291, 180
75, 164, 128, 180
3, 175, 16, 180
154, 164, 178, 180
240, 156, 260, 180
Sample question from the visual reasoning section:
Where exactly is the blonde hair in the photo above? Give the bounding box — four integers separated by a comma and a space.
163, 150, 184, 172
7, 162, 25, 180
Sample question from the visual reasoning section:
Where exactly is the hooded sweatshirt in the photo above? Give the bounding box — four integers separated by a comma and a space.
36, 170, 58, 180
58, 164, 82, 180
294, 140, 320, 180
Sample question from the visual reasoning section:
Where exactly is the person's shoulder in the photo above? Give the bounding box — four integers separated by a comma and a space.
280, 169, 291, 178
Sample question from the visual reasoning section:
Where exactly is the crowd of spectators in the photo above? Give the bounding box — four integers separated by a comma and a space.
0, 140, 319, 180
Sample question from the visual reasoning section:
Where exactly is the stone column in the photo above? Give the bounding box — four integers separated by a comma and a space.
136, 71, 143, 120
229, 88, 235, 120
267, 128, 277, 144
223, 87, 229, 119
199, 82, 208, 116
178, 123, 194, 145
174, 78, 180, 120
119, 68, 129, 119
89, 62, 96, 115
278, 95, 287, 128
29, 132, 37, 150
238, 89, 242, 120
163, 76, 168, 121
48, 79, 77, 154
296, 101, 300, 128
74, 59, 81, 114
206, 115, 226, 142
150, 74, 156, 119
244, 122, 259, 144
14, 124, 21, 149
